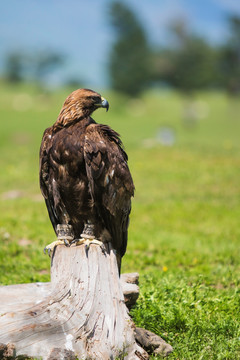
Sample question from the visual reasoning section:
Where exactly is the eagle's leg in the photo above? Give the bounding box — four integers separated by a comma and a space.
72, 221, 103, 250
44, 224, 74, 256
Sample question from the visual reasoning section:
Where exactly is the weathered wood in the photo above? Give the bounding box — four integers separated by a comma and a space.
135, 328, 173, 357
0, 282, 51, 310
0, 244, 173, 359
0, 275, 138, 311
121, 272, 139, 309
0, 243, 148, 359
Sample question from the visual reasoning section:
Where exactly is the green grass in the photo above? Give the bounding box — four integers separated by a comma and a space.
0, 82, 240, 359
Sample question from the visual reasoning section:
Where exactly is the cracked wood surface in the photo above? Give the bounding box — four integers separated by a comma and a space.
0, 244, 148, 360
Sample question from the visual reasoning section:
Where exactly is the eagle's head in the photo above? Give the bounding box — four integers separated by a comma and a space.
56, 88, 109, 127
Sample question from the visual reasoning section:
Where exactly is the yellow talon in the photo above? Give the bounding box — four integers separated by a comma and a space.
73, 238, 103, 249
44, 236, 104, 256
44, 239, 70, 256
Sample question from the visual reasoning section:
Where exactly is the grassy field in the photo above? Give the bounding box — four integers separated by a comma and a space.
0, 82, 240, 359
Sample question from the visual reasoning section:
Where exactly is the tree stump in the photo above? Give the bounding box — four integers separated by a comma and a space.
0, 243, 173, 359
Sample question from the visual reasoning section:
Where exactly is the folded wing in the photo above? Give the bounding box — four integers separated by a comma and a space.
84, 124, 134, 257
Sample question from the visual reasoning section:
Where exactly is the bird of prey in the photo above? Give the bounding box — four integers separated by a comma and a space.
39, 89, 134, 270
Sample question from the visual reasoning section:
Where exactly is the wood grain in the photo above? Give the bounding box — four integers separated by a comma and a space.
0, 243, 148, 359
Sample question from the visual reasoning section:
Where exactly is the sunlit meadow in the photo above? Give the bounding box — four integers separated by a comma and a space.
0, 83, 240, 359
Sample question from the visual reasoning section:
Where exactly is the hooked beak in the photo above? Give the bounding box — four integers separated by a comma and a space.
101, 97, 109, 112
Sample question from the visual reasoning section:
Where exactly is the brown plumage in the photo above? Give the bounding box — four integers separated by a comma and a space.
39, 89, 134, 268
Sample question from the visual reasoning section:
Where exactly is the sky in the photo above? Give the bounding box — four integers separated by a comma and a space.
0, 0, 240, 89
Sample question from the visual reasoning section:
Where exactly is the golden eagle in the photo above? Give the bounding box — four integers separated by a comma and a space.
40, 89, 134, 269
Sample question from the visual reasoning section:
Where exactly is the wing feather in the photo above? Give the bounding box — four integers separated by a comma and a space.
39, 128, 59, 234
84, 124, 134, 257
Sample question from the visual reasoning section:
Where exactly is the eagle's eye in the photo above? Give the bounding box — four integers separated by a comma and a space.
92, 96, 100, 102
86, 95, 100, 103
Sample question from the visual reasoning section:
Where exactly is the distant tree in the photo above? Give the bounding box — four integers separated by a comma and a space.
4, 52, 25, 83
152, 20, 219, 93
33, 51, 64, 83
4, 50, 64, 85
219, 16, 240, 95
109, 1, 151, 96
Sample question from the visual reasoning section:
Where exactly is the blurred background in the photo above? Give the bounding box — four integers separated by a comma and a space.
1, 0, 240, 95
0, 0, 240, 274
0, 2, 240, 357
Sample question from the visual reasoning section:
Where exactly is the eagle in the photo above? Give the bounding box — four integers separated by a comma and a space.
39, 89, 134, 270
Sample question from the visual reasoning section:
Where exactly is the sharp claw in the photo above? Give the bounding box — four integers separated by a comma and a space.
64, 239, 70, 247
43, 239, 66, 256
44, 238, 103, 255
74, 238, 103, 250
43, 246, 52, 257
